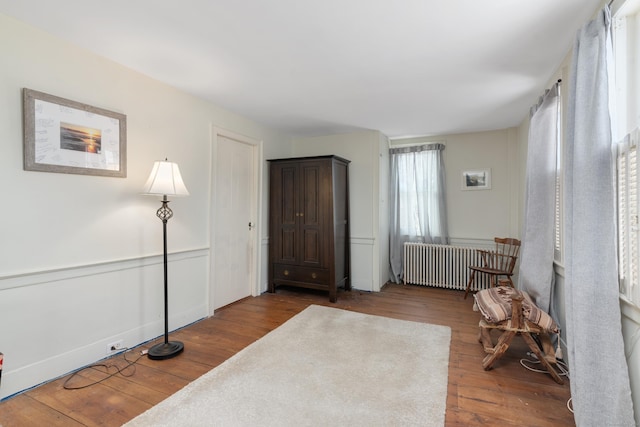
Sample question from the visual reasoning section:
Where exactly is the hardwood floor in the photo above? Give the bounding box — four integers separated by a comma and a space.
0, 284, 574, 426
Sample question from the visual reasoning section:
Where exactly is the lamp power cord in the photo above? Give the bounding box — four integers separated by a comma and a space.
63, 348, 147, 390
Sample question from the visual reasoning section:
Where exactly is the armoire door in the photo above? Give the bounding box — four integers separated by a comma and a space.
271, 160, 324, 267
299, 160, 323, 267
271, 162, 298, 265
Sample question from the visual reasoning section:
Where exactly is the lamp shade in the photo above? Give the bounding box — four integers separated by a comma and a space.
142, 160, 190, 196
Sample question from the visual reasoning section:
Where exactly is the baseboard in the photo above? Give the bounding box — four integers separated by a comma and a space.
1, 303, 206, 401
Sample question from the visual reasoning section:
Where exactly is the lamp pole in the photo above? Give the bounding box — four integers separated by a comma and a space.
148, 195, 184, 360
142, 160, 189, 360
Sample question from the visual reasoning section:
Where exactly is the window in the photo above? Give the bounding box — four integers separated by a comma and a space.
554, 171, 562, 260
613, 0, 640, 306
388, 143, 448, 283
617, 135, 639, 303
554, 93, 563, 263
394, 148, 445, 237
389, 144, 447, 241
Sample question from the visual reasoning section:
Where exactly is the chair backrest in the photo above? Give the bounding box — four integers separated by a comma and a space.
493, 237, 521, 273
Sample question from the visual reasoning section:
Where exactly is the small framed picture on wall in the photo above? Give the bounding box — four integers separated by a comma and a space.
462, 169, 491, 190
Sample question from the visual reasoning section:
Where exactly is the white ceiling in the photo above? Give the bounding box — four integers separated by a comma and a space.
0, 0, 602, 138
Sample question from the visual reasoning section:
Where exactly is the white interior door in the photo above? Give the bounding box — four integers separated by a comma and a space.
212, 133, 256, 311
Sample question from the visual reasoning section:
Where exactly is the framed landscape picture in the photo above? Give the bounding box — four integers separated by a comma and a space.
462, 169, 491, 190
23, 88, 127, 177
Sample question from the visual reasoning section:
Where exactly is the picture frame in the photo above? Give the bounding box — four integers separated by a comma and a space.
462, 169, 491, 190
23, 88, 127, 177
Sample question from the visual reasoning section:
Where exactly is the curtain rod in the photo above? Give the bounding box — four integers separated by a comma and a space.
530, 79, 561, 115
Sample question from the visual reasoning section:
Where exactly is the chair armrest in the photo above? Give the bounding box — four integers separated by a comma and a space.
477, 249, 493, 265
477, 251, 518, 271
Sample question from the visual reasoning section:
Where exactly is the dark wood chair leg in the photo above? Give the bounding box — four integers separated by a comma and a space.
464, 270, 476, 299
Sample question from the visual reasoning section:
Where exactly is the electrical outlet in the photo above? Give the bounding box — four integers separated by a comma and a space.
106, 340, 124, 355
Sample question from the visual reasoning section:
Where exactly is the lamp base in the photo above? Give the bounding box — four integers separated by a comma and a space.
148, 341, 184, 360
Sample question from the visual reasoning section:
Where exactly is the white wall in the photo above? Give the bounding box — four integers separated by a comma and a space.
0, 13, 290, 400
292, 128, 520, 292
390, 128, 521, 248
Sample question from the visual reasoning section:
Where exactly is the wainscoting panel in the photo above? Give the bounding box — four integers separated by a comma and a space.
350, 237, 375, 292
0, 249, 209, 401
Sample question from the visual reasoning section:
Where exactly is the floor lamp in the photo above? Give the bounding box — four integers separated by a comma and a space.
142, 159, 190, 360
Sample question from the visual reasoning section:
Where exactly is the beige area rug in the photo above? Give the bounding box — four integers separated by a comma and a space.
124, 305, 451, 427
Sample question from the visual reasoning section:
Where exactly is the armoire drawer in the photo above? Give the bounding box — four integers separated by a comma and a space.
273, 264, 329, 285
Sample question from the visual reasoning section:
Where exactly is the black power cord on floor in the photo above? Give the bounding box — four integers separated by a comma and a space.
63, 348, 147, 390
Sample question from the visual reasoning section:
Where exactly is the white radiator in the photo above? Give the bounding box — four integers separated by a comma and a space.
403, 243, 491, 291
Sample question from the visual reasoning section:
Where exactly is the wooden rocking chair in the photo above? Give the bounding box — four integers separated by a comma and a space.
475, 287, 563, 384
464, 237, 521, 299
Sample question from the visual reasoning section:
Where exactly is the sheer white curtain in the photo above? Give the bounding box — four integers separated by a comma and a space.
564, 6, 635, 425
518, 83, 560, 313
389, 144, 448, 283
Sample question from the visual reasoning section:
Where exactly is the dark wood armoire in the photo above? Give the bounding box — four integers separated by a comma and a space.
268, 155, 351, 302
